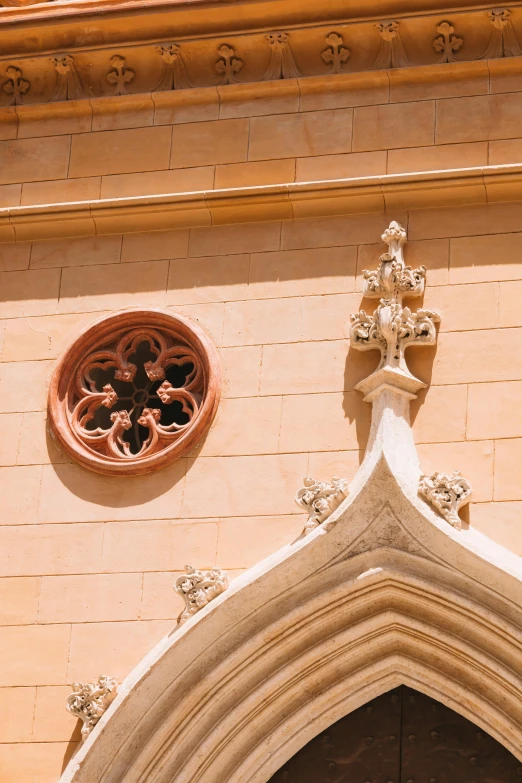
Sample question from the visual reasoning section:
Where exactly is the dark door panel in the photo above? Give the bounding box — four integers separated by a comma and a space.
268, 686, 520, 783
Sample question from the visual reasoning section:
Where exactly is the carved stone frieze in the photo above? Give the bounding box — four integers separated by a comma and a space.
66, 676, 118, 741
174, 565, 229, 624
263, 32, 301, 80
2, 66, 29, 105
419, 471, 472, 529
1, 9, 522, 108
433, 21, 463, 62
47, 309, 221, 476
321, 33, 351, 74
295, 476, 349, 534
350, 220, 440, 401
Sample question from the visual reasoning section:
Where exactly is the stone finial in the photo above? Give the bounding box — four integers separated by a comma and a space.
2, 66, 29, 105
484, 9, 522, 58
175, 565, 229, 624
50, 55, 83, 102
66, 676, 118, 741
350, 220, 440, 401
215, 44, 243, 85
419, 471, 472, 529
263, 32, 301, 80
155, 44, 190, 91
295, 476, 349, 535
433, 21, 463, 63
321, 32, 351, 74
106, 55, 134, 95
373, 20, 409, 69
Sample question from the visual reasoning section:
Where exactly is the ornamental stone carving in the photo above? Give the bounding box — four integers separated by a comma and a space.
174, 565, 229, 624
48, 309, 221, 476
373, 20, 409, 69
155, 45, 190, 91
66, 676, 118, 741
295, 476, 349, 535
321, 33, 351, 74
106, 55, 134, 95
50, 55, 83, 101
350, 220, 440, 401
419, 471, 472, 529
2, 66, 29, 104
215, 44, 243, 84
263, 32, 301, 80
484, 9, 522, 58
433, 21, 463, 63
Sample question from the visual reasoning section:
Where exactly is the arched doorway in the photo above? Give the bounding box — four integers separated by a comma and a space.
269, 687, 521, 782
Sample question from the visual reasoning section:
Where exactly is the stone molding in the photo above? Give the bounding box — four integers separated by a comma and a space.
66, 676, 119, 741
47, 308, 222, 476
58, 220, 522, 783
174, 565, 230, 624
0, 7, 520, 108
2, 161, 521, 244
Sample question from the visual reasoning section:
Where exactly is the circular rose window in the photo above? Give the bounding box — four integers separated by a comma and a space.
48, 309, 221, 475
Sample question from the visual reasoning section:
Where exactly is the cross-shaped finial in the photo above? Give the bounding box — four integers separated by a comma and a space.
350, 220, 440, 401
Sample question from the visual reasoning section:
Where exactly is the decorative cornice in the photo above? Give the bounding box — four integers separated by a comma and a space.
0, 7, 521, 108
2, 163, 522, 244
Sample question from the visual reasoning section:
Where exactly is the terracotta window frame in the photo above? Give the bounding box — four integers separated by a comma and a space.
48, 308, 221, 476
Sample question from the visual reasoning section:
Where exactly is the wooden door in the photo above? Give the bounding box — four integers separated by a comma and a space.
268, 686, 520, 782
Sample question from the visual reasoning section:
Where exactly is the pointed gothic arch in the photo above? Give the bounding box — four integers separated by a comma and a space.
60, 222, 522, 783
60, 457, 522, 783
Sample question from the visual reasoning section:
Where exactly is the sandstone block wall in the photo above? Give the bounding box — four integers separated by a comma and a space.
1, 60, 522, 782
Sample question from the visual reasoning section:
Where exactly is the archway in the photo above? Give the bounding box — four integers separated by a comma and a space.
269, 686, 521, 782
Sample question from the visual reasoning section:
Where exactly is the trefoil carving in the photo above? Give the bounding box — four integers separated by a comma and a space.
419, 471, 472, 529
263, 32, 301, 80
50, 55, 84, 101
155, 45, 190, 91
107, 55, 134, 95
350, 221, 440, 401
321, 33, 351, 74
295, 476, 349, 535
66, 675, 118, 741
2, 66, 29, 105
373, 20, 410, 69
484, 9, 522, 58
433, 21, 463, 63
175, 565, 229, 624
215, 44, 243, 85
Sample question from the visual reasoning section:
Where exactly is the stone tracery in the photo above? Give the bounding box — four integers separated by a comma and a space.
48, 309, 221, 475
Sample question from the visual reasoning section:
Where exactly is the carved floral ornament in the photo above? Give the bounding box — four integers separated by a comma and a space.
2, 9, 522, 106
174, 565, 229, 624
66, 676, 118, 741
47, 309, 221, 475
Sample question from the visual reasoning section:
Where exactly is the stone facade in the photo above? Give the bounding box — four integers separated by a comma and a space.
1, 0, 522, 780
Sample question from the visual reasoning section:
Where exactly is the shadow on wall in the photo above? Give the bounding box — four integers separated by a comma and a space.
61, 723, 83, 775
